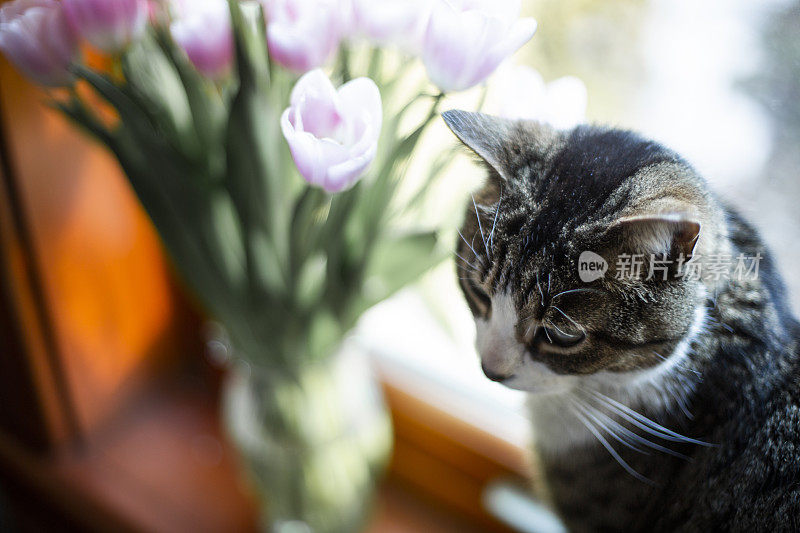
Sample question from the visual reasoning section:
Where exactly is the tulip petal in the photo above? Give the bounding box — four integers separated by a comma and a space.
282, 71, 382, 193
422, 0, 536, 93
326, 141, 377, 192
337, 77, 382, 141
170, 0, 233, 78
290, 68, 337, 106
0, 0, 78, 86
475, 17, 537, 87
63, 0, 147, 53
265, 0, 342, 73
350, 0, 431, 53
289, 69, 344, 139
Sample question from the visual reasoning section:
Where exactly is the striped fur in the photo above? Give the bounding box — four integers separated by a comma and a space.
445, 110, 800, 531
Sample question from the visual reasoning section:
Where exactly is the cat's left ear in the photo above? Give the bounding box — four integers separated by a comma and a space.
442, 110, 515, 181
608, 213, 701, 260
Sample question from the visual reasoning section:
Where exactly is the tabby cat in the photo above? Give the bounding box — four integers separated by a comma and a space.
444, 109, 800, 532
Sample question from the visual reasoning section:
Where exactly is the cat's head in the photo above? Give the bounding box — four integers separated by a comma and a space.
444, 110, 727, 395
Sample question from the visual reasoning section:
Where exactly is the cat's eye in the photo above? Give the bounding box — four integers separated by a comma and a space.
462, 277, 491, 316
471, 282, 492, 310
535, 326, 585, 349
544, 327, 585, 348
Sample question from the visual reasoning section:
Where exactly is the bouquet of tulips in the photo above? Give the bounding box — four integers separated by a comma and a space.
2, 0, 543, 529
0, 0, 537, 369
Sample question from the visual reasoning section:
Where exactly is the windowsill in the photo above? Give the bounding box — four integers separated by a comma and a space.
0, 359, 531, 532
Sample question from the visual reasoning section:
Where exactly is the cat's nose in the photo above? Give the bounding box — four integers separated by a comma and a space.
481, 362, 513, 382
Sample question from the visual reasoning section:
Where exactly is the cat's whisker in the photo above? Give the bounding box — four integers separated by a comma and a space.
454, 252, 478, 269
454, 253, 479, 273
623, 353, 697, 419
719, 322, 735, 334
457, 267, 478, 279
472, 194, 491, 261
457, 229, 481, 261
593, 395, 693, 444
488, 189, 503, 252
551, 287, 605, 300
652, 351, 702, 377
547, 273, 552, 297
545, 318, 583, 339
542, 323, 553, 343
572, 398, 651, 455
588, 390, 712, 446
664, 378, 695, 420
525, 322, 535, 338
536, 273, 545, 305
551, 305, 586, 334
457, 269, 477, 280
574, 396, 689, 460
706, 316, 734, 334
568, 399, 654, 485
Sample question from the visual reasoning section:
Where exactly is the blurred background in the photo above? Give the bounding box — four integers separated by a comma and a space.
0, 0, 798, 531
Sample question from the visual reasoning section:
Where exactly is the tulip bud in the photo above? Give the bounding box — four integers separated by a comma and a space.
281, 69, 382, 193
170, 0, 233, 78
0, 0, 79, 87
263, 0, 343, 73
422, 0, 536, 93
63, 0, 148, 53
350, 0, 431, 53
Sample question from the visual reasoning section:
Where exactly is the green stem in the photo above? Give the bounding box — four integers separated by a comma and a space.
476, 83, 489, 112
343, 92, 445, 317
337, 46, 352, 84
154, 28, 222, 157
367, 48, 383, 81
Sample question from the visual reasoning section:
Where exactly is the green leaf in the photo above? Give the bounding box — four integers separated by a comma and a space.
289, 186, 328, 279
153, 27, 227, 175
357, 230, 447, 314
320, 187, 361, 308
403, 145, 459, 213
122, 34, 196, 155
307, 309, 343, 362
295, 252, 327, 310
356, 93, 445, 252
208, 190, 247, 288
50, 98, 113, 146
225, 0, 289, 298
228, 0, 270, 89
72, 65, 152, 132
225, 82, 286, 295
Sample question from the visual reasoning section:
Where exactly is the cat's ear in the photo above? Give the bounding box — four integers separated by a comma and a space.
442, 110, 514, 181
608, 213, 701, 260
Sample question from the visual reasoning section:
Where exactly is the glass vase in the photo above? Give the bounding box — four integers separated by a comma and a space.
222, 343, 392, 533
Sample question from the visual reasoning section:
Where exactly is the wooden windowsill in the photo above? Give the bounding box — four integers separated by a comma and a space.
0, 364, 529, 532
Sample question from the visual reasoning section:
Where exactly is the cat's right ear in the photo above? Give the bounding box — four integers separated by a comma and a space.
442, 110, 515, 181
607, 213, 702, 260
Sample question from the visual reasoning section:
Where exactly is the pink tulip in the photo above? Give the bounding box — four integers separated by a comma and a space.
422, 0, 537, 93
63, 0, 147, 53
281, 69, 382, 193
263, 0, 343, 73
0, 0, 78, 87
350, 0, 431, 53
170, 0, 233, 78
